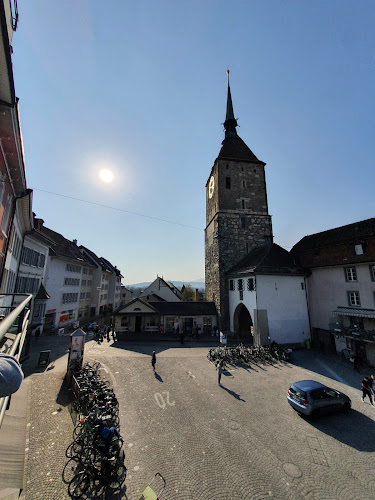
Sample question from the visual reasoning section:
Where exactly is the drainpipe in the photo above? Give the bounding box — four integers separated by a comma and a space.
304, 275, 312, 344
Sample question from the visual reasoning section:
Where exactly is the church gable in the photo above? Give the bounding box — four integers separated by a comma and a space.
116, 298, 157, 314
140, 277, 182, 302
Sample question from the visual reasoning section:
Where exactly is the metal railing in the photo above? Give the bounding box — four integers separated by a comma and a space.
0, 293, 32, 429
334, 327, 375, 343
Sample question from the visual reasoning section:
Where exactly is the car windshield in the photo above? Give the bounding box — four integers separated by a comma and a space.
289, 385, 306, 399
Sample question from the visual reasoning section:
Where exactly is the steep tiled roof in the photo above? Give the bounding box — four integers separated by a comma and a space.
80, 246, 112, 272
35, 283, 50, 300
292, 218, 375, 251
228, 243, 307, 276
150, 301, 217, 316
291, 218, 375, 268
40, 226, 86, 263
100, 257, 123, 277
217, 136, 264, 164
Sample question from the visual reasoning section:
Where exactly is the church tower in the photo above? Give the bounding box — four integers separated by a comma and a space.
205, 75, 273, 331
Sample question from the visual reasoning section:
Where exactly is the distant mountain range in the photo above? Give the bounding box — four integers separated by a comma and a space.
126, 278, 205, 290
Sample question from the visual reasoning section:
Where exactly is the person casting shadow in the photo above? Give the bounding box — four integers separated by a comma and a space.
220, 385, 246, 402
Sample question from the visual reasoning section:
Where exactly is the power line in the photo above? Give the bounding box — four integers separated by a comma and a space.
33, 188, 203, 231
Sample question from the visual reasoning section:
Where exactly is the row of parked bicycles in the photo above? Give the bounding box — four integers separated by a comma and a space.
207, 343, 292, 366
63, 362, 126, 499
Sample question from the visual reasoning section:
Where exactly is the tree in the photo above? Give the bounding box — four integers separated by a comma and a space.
181, 284, 194, 301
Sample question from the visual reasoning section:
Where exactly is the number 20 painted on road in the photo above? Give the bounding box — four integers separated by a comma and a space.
154, 391, 175, 409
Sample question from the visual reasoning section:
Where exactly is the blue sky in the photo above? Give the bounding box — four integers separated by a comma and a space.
12, 1, 375, 284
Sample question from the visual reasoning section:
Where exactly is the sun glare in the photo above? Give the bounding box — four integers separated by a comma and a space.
99, 169, 114, 183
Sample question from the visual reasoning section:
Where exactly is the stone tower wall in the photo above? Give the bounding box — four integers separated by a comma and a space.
205, 158, 273, 331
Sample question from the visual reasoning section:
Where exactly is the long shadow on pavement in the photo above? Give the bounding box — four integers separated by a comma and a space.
300, 408, 375, 452
292, 350, 369, 392
154, 371, 163, 382
108, 339, 223, 356
56, 377, 73, 407
220, 385, 246, 402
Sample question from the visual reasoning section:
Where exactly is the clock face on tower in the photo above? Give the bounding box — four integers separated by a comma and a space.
208, 176, 215, 199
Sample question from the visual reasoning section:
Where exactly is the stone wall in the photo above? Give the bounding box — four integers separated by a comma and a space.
205, 157, 273, 332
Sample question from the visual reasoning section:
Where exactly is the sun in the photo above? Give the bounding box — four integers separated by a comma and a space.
98, 169, 114, 183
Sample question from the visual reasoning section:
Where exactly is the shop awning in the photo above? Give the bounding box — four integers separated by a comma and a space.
332, 307, 375, 319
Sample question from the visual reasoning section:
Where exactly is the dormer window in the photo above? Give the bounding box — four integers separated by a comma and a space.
354, 243, 363, 255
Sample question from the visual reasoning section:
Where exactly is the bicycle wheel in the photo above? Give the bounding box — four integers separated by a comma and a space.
68, 471, 94, 499
63, 458, 80, 484
108, 464, 127, 488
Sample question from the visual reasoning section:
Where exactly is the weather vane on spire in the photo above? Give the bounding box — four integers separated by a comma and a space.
226, 68, 230, 84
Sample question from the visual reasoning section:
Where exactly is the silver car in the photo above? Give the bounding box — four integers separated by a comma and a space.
287, 380, 351, 419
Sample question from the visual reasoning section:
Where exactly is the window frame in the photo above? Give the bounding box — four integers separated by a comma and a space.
347, 291, 360, 307
345, 267, 357, 282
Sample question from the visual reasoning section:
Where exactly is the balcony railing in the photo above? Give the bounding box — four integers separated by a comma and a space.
0, 294, 32, 429
334, 327, 375, 343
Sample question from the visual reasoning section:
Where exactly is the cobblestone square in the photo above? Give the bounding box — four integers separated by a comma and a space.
24, 339, 375, 499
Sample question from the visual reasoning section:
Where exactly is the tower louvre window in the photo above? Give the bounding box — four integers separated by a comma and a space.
241, 199, 245, 209
240, 217, 246, 229
247, 278, 255, 291
237, 279, 243, 291
226, 177, 231, 189
229, 279, 234, 291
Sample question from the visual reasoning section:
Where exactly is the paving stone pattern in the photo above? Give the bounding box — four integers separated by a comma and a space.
86, 341, 375, 500
23, 337, 375, 499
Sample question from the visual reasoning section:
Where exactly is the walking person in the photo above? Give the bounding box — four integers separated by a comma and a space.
361, 376, 374, 405
370, 374, 375, 395
151, 351, 156, 371
217, 361, 224, 387
106, 326, 110, 342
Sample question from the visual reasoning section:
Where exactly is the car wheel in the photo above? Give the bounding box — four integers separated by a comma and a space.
343, 402, 351, 414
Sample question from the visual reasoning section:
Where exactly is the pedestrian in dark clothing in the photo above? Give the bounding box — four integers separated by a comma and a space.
151, 351, 156, 371
98, 329, 103, 343
353, 354, 361, 372
217, 361, 224, 386
106, 326, 110, 342
361, 376, 374, 405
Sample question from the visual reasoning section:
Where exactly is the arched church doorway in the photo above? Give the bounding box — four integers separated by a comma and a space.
233, 303, 253, 341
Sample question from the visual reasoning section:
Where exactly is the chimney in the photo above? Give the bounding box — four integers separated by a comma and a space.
73, 239, 77, 245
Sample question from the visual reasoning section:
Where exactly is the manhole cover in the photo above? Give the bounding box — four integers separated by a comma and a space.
228, 420, 240, 431
283, 462, 302, 478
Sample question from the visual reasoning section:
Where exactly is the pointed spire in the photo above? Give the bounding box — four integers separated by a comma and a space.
224, 69, 238, 138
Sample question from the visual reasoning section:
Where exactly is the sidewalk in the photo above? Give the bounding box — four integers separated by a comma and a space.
0, 334, 73, 500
